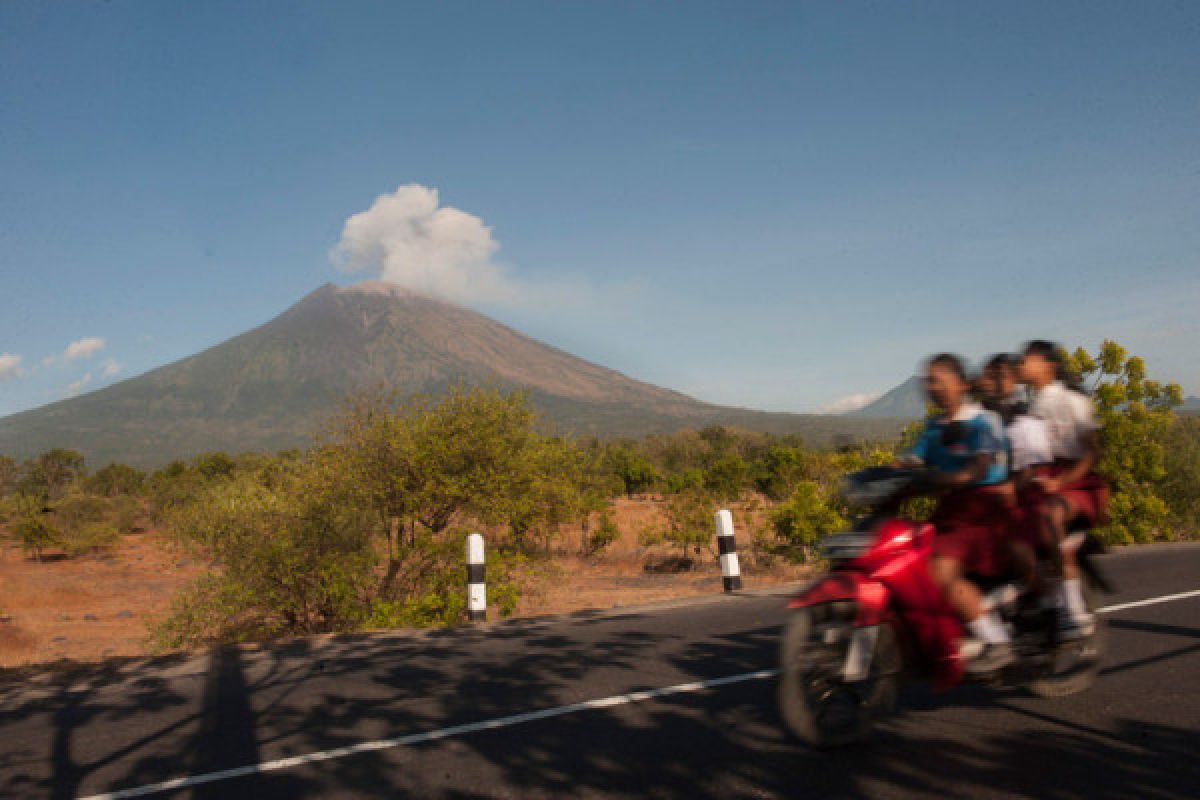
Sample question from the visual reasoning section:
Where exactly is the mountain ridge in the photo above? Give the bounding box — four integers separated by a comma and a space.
0, 283, 906, 467
848, 375, 925, 419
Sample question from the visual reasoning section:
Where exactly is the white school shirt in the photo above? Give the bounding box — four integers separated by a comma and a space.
1006, 414, 1053, 472
1028, 381, 1098, 461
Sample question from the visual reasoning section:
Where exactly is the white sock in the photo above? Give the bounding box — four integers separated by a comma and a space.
1063, 578, 1088, 619
967, 612, 1010, 644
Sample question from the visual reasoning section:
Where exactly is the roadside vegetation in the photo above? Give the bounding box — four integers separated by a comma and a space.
0, 340, 1195, 652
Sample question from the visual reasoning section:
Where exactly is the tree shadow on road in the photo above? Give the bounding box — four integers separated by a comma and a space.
1, 611, 1197, 799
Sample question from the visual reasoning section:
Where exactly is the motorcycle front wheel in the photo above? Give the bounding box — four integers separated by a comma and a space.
778, 604, 900, 748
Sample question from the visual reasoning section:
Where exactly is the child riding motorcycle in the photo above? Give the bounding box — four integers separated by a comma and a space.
778, 350, 1110, 747
900, 353, 1013, 674
1019, 340, 1109, 639
979, 353, 1054, 598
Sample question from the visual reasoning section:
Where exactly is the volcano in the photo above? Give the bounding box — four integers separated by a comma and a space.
0, 282, 903, 467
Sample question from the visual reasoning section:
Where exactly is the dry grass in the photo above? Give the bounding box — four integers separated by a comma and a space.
0, 528, 204, 667
0, 495, 808, 667
515, 494, 810, 616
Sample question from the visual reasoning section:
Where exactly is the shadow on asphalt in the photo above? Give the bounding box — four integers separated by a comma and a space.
1, 612, 1197, 799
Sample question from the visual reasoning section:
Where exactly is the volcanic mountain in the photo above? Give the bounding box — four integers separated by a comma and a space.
0, 282, 903, 467
848, 376, 926, 419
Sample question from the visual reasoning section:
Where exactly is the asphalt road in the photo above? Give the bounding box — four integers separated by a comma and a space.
2, 544, 1198, 800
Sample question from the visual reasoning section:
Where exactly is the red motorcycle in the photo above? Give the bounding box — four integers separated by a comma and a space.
778, 467, 1110, 747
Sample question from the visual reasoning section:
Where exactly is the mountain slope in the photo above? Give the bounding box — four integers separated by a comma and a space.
0, 282, 904, 467
848, 375, 925, 419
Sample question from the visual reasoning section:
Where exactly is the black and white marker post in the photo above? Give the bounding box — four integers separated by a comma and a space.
466, 532, 486, 622
714, 509, 742, 592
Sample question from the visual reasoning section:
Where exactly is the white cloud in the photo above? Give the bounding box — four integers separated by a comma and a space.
42, 355, 57, 367
65, 337, 106, 361
0, 353, 23, 381
331, 184, 525, 306
67, 372, 92, 397
815, 392, 881, 414
100, 358, 122, 378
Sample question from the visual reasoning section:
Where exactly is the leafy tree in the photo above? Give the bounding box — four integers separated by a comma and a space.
21, 448, 86, 499
322, 385, 546, 552
504, 437, 586, 551
658, 488, 717, 560
191, 451, 237, 481
320, 388, 419, 554
53, 491, 121, 556
409, 386, 541, 533
583, 510, 620, 556
156, 463, 378, 645
87, 463, 146, 496
772, 481, 847, 562
146, 460, 210, 524
16, 514, 58, 562
1161, 417, 1200, 536
702, 454, 750, 501
0, 455, 18, 497
753, 445, 810, 501
664, 467, 704, 494
603, 444, 659, 496
1065, 340, 1182, 543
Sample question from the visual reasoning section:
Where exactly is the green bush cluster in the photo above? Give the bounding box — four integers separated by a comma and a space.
1064, 340, 1189, 544
0, 452, 147, 561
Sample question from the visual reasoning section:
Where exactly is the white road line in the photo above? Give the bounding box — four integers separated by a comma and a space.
1096, 588, 1200, 614
79, 669, 780, 800
78, 587, 1200, 800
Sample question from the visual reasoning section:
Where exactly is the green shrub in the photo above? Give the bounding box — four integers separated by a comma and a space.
192, 452, 237, 481
584, 511, 620, 556
60, 522, 121, 557
603, 445, 659, 496
703, 454, 750, 501
87, 463, 146, 496
110, 495, 142, 533
659, 489, 716, 559
54, 492, 109, 531
664, 468, 704, 494
753, 445, 809, 501
1065, 340, 1183, 543
0, 455, 18, 497
771, 481, 847, 562
154, 467, 379, 647
15, 514, 59, 561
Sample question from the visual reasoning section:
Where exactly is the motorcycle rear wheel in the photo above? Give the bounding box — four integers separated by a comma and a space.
1026, 584, 1104, 698
778, 604, 900, 748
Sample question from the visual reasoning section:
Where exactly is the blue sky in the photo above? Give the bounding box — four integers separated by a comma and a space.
2, 1, 1198, 417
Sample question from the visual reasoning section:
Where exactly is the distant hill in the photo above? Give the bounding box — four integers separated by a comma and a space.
0, 282, 905, 468
1182, 396, 1200, 415
848, 376, 925, 419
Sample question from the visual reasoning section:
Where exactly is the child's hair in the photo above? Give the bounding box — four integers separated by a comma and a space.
1023, 340, 1061, 369
927, 352, 968, 383
1023, 339, 1087, 393
984, 352, 1019, 373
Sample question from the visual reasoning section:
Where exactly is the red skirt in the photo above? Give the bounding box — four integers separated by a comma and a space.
1044, 462, 1109, 528
1008, 464, 1054, 551
930, 485, 1009, 576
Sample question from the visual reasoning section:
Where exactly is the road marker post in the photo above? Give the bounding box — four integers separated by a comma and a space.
466, 532, 486, 622
715, 509, 742, 592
